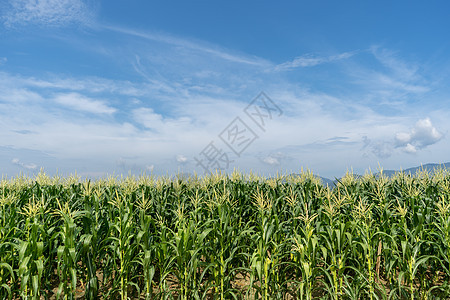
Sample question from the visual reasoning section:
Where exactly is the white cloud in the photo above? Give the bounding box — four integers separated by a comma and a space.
53, 93, 116, 114
11, 157, 38, 170
132, 107, 192, 133
0, 87, 43, 103
362, 118, 443, 158
25, 162, 38, 169
0, 17, 447, 179
2, 0, 95, 27
176, 155, 188, 164
133, 108, 164, 129
404, 143, 417, 154
275, 51, 355, 71
395, 118, 443, 152
263, 156, 280, 166
259, 151, 295, 167
0, 57, 7, 65
395, 132, 411, 144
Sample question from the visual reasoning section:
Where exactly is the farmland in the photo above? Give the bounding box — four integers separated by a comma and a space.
1, 169, 450, 299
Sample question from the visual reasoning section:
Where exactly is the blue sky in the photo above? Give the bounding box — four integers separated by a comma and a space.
1, 0, 450, 178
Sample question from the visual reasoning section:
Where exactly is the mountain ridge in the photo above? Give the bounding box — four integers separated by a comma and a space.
317, 162, 450, 187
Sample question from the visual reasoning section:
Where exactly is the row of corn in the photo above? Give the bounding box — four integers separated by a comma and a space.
1, 169, 450, 299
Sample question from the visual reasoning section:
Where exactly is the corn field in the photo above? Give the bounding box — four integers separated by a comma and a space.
1, 169, 450, 299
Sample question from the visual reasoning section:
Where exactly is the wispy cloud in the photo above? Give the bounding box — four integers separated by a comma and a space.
372, 74, 429, 94
103, 25, 271, 67
274, 51, 356, 71
347, 46, 430, 106
53, 93, 117, 114
0, 71, 145, 97
2, 0, 96, 27
362, 136, 393, 159
12, 129, 35, 134
371, 46, 420, 81
0, 57, 7, 65
11, 158, 37, 170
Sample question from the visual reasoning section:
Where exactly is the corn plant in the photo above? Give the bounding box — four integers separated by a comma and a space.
15, 194, 49, 299
1, 169, 450, 298
291, 201, 319, 300
78, 182, 103, 299
248, 187, 288, 299
103, 190, 140, 299
204, 187, 250, 299
166, 199, 211, 299
134, 190, 156, 299
0, 185, 16, 300
53, 197, 85, 300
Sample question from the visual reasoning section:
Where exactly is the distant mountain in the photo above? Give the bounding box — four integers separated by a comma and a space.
284, 163, 450, 188
173, 163, 450, 188
328, 163, 450, 187
277, 173, 336, 187
318, 176, 336, 187
378, 163, 450, 177
172, 172, 195, 181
